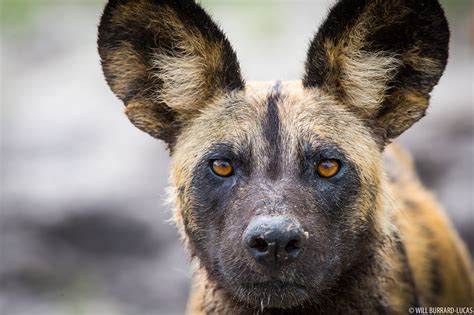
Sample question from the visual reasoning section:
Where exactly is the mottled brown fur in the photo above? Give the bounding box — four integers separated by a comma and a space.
98, 0, 473, 314
385, 144, 473, 308
174, 82, 472, 313
98, 0, 244, 146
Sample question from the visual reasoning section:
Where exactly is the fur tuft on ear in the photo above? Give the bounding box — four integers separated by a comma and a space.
98, 0, 244, 147
303, 0, 449, 145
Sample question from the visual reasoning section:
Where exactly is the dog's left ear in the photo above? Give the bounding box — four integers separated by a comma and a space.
98, 0, 244, 147
303, 0, 449, 145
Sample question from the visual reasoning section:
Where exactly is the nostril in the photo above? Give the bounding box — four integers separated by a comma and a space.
285, 239, 301, 253
244, 216, 305, 265
251, 237, 269, 253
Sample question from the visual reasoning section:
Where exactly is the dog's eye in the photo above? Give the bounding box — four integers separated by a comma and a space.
210, 159, 234, 177
316, 159, 340, 178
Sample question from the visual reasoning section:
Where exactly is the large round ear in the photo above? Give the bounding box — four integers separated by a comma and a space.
98, 0, 244, 148
303, 0, 449, 146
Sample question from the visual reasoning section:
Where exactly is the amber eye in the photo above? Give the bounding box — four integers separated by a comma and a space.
316, 159, 340, 178
210, 159, 234, 177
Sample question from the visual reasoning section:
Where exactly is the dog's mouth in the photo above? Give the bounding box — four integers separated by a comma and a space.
241, 280, 306, 290
235, 280, 309, 308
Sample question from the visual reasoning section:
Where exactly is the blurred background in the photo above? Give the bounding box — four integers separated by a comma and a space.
0, 1, 472, 314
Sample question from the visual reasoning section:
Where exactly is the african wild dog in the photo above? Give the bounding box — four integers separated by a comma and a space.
98, 0, 473, 313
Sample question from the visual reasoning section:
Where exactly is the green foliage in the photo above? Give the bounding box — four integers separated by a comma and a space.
0, 0, 102, 28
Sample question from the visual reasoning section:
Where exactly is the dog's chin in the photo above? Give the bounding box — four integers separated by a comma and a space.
230, 280, 310, 309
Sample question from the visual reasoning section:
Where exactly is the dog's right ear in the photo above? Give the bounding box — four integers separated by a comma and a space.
302, 0, 449, 146
98, 0, 244, 147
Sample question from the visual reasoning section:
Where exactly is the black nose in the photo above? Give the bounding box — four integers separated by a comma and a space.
243, 216, 306, 266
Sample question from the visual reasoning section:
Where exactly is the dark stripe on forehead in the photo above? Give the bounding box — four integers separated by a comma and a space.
264, 81, 282, 179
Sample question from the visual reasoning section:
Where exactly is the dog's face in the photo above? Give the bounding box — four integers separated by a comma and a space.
98, 0, 448, 309
171, 81, 384, 307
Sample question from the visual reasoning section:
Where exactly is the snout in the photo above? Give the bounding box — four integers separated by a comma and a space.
243, 216, 306, 267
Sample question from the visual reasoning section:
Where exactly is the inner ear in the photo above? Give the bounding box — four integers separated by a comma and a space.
98, 0, 244, 146
303, 0, 449, 145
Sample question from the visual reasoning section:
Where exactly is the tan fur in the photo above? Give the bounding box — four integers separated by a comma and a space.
385, 144, 474, 308
375, 90, 430, 139
149, 6, 227, 118
403, 48, 443, 77
320, 1, 410, 114
317, 0, 439, 141
101, 0, 233, 136
101, 41, 148, 100
167, 82, 473, 314
125, 98, 171, 138
98, 1, 471, 313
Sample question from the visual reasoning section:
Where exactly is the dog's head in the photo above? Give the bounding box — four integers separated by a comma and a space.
98, 0, 449, 308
